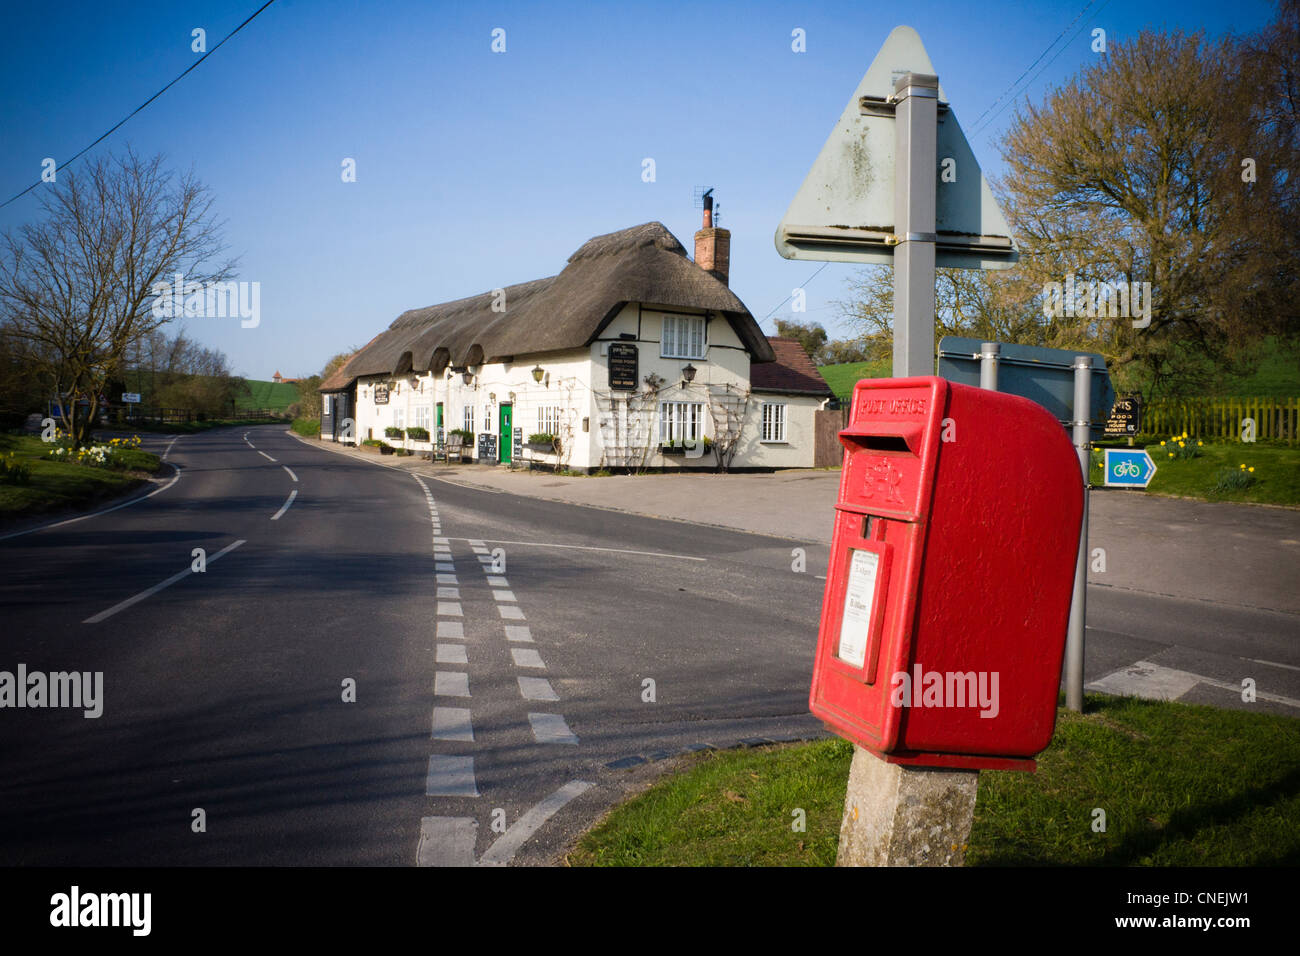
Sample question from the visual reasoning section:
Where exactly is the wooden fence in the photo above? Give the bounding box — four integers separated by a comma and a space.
1143, 396, 1298, 445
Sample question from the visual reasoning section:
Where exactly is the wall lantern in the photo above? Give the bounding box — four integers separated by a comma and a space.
508, 392, 516, 404
681, 363, 698, 384
531, 365, 545, 384
462, 370, 474, 386
489, 393, 497, 404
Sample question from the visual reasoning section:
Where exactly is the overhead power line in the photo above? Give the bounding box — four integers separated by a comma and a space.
0, 0, 278, 210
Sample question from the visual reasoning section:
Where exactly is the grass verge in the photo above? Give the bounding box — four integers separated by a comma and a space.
0, 433, 163, 523
291, 417, 321, 437
568, 694, 1300, 866
1090, 440, 1299, 506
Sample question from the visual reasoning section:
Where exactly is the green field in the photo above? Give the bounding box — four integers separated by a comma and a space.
236, 379, 300, 412
568, 694, 1300, 867
816, 360, 892, 401
1091, 440, 1298, 506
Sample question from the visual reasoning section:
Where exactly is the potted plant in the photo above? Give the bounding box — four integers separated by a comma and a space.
526, 432, 560, 454
384, 426, 405, 440
407, 426, 430, 442
379, 441, 395, 455
360, 438, 385, 454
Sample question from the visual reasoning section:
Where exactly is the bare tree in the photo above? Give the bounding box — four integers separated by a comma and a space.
0, 149, 234, 447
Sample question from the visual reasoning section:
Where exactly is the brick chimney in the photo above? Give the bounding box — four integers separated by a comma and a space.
694, 191, 730, 286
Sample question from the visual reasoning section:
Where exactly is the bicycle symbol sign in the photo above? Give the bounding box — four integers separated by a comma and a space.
1103, 449, 1156, 488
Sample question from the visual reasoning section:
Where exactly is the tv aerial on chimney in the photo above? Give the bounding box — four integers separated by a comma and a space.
692, 186, 721, 226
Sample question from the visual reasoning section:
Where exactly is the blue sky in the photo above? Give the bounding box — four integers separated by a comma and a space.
0, 0, 1279, 379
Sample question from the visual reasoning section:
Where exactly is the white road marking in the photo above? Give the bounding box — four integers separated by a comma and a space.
417, 816, 478, 866
258, 450, 277, 462
434, 537, 449, 545
437, 601, 463, 617
435, 562, 456, 573
526, 713, 578, 746
1088, 660, 1300, 709
472, 546, 489, 556
518, 676, 558, 701
434, 546, 452, 556
477, 555, 494, 564
446, 537, 705, 562
1245, 657, 1300, 673
163, 436, 182, 460
431, 706, 474, 741
476, 781, 593, 866
436, 644, 467, 664
437, 586, 460, 599
436, 620, 465, 639
425, 755, 479, 797
498, 605, 525, 620
511, 648, 545, 669
492, 589, 517, 603
0, 462, 182, 542
435, 671, 470, 697
487, 576, 509, 588
84, 539, 246, 623
282, 466, 298, 482
468, 539, 486, 548
271, 489, 297, 520
504, 626, 533, 643
436, 573, 458, 585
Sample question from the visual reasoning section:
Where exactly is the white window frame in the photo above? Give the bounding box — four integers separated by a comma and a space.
659, 401, 704, 443
394, 406, 405, 429
483, 404, 492, 433
537, 406, 561, 436
660, 314, 707, 360
761, 402, 787, 443
322, 394, 331, 415
463, 406, 473, 434
414, 405, 431, 431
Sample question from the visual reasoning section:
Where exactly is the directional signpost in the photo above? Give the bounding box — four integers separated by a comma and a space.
1103, 449, 1157, 488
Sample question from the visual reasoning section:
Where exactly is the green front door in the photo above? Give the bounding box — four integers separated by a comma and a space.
499, 404, 512, 463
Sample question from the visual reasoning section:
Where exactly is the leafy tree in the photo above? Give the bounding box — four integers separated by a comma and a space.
774, 318, 829, 363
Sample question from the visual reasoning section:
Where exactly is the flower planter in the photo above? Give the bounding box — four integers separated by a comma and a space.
525, 442, 560, 454
660, 445, 687, 456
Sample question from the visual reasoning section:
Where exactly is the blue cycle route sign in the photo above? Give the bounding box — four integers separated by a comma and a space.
1103, 449, 1157, 488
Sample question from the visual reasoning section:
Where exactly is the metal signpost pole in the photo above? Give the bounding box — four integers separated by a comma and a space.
979, 342, 1000, 391
1066, 356, 1092, 712
892, 72, 939, 379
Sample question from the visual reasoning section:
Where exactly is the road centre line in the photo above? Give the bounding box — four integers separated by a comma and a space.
444, 537, 706, 562
1245, 657, 1300, 673
271, 489, 297, 520
475, 781, 593, 866
282, 466, 298, 482
258, 450, 277, 462
84, 538, 246, 623
163, 436, 182, 460
0, 463, 183, 543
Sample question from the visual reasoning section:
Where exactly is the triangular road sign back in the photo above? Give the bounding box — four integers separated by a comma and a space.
775, 25, 1017, 270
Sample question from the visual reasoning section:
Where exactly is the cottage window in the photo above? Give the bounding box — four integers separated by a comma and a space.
761, 403, 787, 443
483, 404, 492, 433
463, 406, 474, 434
537, 406, 561, 436
394, 406, 405, 429
660, 314, 706, 360
415, 405, 431, 430
659, 401, 704, 443
322, 395, 331, 415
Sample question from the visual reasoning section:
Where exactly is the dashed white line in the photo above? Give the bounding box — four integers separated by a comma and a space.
436, 573, 458, 585
425, 755, 479, 797
526, 713, 579, 747
435, 562, 456, 572
518, 676, 558, 701
447, 537, 706, 562
511, 648, 546, 669
498, 605, 525, 620
435, 671, 470, 698
163, 436, 182, 460
487, 576, 509, 588
437, 601, 463, 617
431, 706, 474, 742
271, 489, 297, 520
436, 620, 465, 639
258, 450, 277, 462
436, 644, 467, 664
504, 626, 533, 643
1244, 657, 1300, 673
492, 589, 517, 603
437, 586, 460, 599
282, 466, 298, 482
84, 539, 246, 623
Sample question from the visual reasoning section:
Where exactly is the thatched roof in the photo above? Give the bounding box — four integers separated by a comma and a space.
320, 222, 773, 392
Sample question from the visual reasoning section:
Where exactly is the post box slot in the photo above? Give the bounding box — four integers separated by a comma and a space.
854, 435, 911, 453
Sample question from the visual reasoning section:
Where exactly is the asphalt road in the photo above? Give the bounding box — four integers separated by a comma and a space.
0, 424, 1295, 866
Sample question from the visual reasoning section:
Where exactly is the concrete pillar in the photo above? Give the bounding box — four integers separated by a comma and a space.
836, 746, 979, 866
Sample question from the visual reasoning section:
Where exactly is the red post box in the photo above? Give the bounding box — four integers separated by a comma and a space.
810, 376, 1084, 771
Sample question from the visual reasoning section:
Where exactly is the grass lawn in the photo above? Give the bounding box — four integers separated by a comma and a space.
0, 433, 163, 523
567, 694, 1300, 866
291, 417, 320, 437
1091, 440, 1299, 507
817, 360, 892, 402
